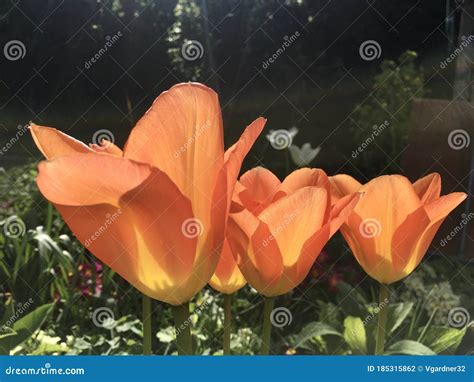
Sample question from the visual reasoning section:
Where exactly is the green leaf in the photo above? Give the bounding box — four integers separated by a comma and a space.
0, 303, 54, 354
291, 321, 342, 348
343, 316, 367, 354
422, 326, 467, 355
386, 302, 413, 334
385, 340, 435, 355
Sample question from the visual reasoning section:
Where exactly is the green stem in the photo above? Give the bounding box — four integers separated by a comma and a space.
172, 303, 193, 355
375, 283, 390, 355
260, 296, 275, 355
223, 294, 232, 355
417, 307, 438, 343
142, 294, 152, 355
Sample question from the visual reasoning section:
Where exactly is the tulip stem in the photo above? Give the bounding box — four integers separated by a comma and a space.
142, 294, 152, 355
375, 283, 390, 355
172, 303, 193, 355
223, 294, 232, 355
260, 296, 275, 355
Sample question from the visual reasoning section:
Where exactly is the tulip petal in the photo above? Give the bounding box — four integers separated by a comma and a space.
55, 203, 140, 289
392, 192, 466, 282
329, 192, 363, 236
119, 169, 197, 292
224, 117, 267, 208
209, 238, 246, 294
123, 83, 224, 229
413, 173, 441, 203
258, 187, 328, 267
296, 192, 361, 282
391, 206, 431, 282
36, 153, 152, 206
341, 213, 379, 281
47, 156, 199, 305
354, 175, 422, 255
30, 124, 92, 159
329, 174, 362, 203
424, 192, 467, 222
276, 168, 331, 219
228, 209, 283, 294
279, 168, 329, 194
237, 165, 280, 214
89, 140, 123, 156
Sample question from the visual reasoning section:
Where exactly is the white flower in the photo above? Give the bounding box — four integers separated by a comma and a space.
266, 127, 298, 150
288, 143, 321, 167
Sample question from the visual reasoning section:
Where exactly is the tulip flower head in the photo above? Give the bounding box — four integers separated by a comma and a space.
30, 82, 266, 305
227, 167, 360, 297
330, 173, 467, 284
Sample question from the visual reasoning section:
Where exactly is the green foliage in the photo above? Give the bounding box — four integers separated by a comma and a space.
343, 316, 367, 354
421, 326, 467, 355
0, 164, 471, 355
352, 51, 425, 174
287, 281, 468, 355
0, 301, 54, 354
385, 340, 435, 355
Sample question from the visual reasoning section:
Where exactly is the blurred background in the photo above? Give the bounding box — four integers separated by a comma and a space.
0, 0, 472, 355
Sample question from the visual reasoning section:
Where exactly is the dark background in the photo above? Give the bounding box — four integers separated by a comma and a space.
0, 0, 460, 168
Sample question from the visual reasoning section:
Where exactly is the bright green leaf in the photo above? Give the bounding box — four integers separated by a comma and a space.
385, 340, 435, 355
343, 316, 367, 354
422, 326, 467, 355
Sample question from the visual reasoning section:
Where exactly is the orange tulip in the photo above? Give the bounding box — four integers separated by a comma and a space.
209, 238, 246, 294
227, 167, 360, 297
329, 173, 467, 284
30, 82, 266, 305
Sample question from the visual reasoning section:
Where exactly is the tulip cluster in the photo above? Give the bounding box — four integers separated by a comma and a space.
30, 82, 466, 355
